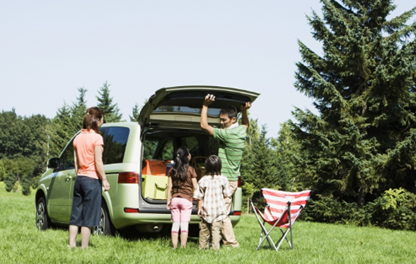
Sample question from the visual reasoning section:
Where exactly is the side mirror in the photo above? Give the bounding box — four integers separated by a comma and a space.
47, 158, 60, 169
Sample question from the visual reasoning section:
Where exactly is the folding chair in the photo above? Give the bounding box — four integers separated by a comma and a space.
250, 188, 311, 251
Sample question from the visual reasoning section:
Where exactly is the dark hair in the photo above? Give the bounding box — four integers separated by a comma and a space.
170, 146, 190, 185
220, 105, 238, 120
205, 155, 222, 177
83, 107, 104, 133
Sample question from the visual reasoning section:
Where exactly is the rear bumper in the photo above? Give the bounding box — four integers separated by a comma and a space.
110, 186, 243, 230
112, 211, 241, 230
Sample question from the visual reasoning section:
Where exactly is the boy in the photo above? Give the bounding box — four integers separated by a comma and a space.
200, 94, 251, 248
193, 155, 232, 249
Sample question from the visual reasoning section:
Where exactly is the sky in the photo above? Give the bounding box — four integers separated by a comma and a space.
1, 0, 414, 138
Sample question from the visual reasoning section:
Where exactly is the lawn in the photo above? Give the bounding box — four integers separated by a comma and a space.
1, 183, 415, 264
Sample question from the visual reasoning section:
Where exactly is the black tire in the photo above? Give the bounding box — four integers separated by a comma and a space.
36, 196, 51, 230
93, 202, 116, 236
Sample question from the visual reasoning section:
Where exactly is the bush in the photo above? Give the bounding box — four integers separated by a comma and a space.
304, 189, 416, 230
4, 172, 16, 192
368, 188, 416, 230
21, 174, 32, 196
303, 195, 372, 226
31, 174, 41, 189
12, 181, 19, 192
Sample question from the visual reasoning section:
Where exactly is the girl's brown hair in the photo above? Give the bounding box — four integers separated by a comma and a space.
83, 107, 104, 133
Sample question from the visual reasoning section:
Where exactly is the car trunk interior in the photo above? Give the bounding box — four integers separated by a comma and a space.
140, 129, 218, 204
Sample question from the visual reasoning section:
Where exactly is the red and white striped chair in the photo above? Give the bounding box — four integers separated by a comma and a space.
250, 188, 311, 251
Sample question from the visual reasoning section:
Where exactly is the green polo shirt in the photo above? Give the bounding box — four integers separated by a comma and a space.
213, 125, 247, 181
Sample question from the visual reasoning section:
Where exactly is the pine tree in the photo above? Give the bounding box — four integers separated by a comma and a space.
130, 99, 149, 122
23, 114, 50, 172
96, 82, 122, 123
4, 171, 16, 192
241, 118, 260, 187
0, 160, 5, 181
291, 0, 416, 205
71, 87, 88, 129
51, 103, 75, 155
272, 121, 306, 191
21, 173, 32, 196
241, 123, 278, 190
130, 103, 140, 122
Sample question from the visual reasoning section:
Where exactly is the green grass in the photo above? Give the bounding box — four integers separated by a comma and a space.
1, 182, 415, 264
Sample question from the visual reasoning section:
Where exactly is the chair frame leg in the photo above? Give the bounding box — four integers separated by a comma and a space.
274, 202, 293, 251
257, 220, 280, 250
251, 199, 293, 251
251, 201, 278, 250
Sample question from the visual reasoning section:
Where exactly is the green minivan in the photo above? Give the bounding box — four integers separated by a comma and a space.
35, 85, 259, 235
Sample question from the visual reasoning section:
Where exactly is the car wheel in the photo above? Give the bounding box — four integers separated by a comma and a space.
93, 202, 115, 236
36, 196, 51, 230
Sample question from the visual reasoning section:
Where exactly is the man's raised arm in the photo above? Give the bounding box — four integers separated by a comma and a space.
241, 102, 251, 128
201, 94, 215, 136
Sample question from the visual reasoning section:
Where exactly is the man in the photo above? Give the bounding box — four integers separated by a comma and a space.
200, 93, 251, 248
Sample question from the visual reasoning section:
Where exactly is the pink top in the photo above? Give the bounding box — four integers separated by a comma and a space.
73, 129, 104, 179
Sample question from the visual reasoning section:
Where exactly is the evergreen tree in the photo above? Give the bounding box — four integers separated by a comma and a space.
96, 82, 122, 123
0, 160, 5, 181
272, 121, 306, 191
130, 103, 141, 122
4, 171, 16, 192
51, 103, 75, 155
23, 114, 50, 172
0, 109, 27, 159
291, 0, 416, 205
241, 118, 260, 187
71, 87, 88, 129
241, 123, 278, 191
130, 99, 149, 122
21, 173, 33, 196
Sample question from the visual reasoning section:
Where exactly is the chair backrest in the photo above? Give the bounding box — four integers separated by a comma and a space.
262, 188, 311, 227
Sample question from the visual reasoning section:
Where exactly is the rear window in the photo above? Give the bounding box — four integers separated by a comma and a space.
153, 106, 221, 116
143, 139, 158, 159
100, 127, 129, 164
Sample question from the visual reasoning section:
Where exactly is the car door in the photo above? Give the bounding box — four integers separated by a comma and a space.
47, 140, 76, 223
138, 85, 260, 131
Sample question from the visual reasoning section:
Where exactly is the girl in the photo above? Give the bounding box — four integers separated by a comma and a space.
193, 155, 232, 249
69, 107, 110, 249
166, 146, 198, 248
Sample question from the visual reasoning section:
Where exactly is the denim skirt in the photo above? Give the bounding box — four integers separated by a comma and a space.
69, 176, 102, 228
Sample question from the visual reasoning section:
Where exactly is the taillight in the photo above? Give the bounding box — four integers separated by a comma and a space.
124, 208, 139, 213
238, 176, 241, 187
118, 172, 139, 184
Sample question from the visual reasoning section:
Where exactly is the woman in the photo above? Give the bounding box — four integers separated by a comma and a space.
68, 107, 110, 249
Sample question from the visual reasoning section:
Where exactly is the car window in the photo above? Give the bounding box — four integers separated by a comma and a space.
154, 106, 221, 116
161, 139, 173, 160
181, 136, 203, 157
143, 139, 158, 159
100, 127, 130, 164
151, 139, 174, 160
59, 140, 75, 170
